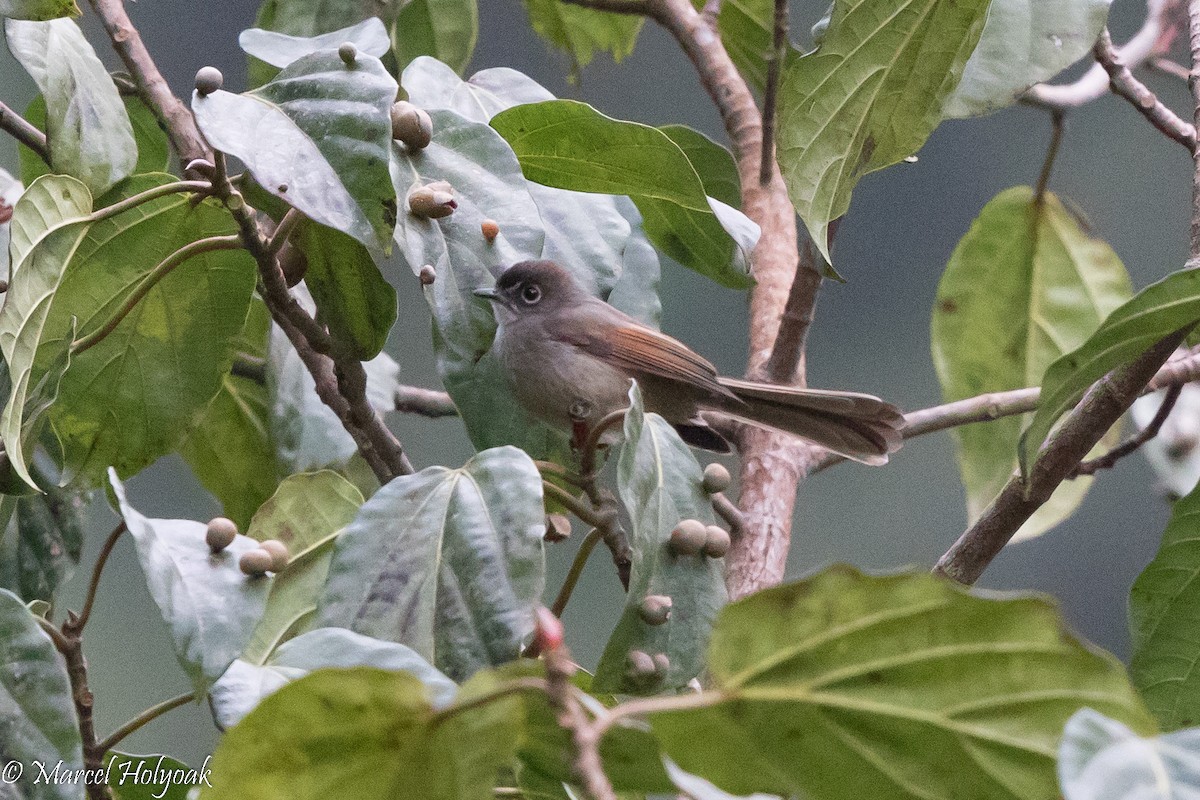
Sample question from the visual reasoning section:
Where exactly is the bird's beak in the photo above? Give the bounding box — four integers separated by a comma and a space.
473, 287, 499, 301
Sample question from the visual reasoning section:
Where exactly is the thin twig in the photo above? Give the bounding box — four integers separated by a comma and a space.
71, 236, 243, 356
1094, 27, 1197, 152
759, 0, 788, 186
559, 0, 651, 12
711, 492, 745, 535
0, 100, 49, 165
1071, 383, 1183, 476
543, 480, 611, 531
1149, 55, 1192, 80
428, 678, 548, 727
809, 348, 1200, 474
87, 0, 210, 166
1024, 0, 1172, 109
63, 522, 126, 636
551, 528, 605, 617
96, 692, 195, 754
267, 208, 304, 254
56, 630, 110, 800
393, 385, 458, 417
1034, 110, 1066, 202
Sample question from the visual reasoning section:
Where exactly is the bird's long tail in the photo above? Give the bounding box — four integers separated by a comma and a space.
716, 378, 905, 466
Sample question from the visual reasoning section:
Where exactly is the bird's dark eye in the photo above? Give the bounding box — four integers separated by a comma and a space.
521, 284, 542, 304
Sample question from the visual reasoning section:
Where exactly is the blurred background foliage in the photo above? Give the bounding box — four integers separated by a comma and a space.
0, 0, 1186, 768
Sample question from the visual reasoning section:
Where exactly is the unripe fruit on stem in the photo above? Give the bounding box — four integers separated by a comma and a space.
338, 42, 357, 65
278, 242, 308, 287
652, 653, 670, 673
625, 650, 657, 683
639, 595, 672, 625
408, 181, 457, 218
418, 264, 437, 285
260, 539, 290, 572
702, 463, 731, 493
206, 517, 238, 552
703, 525, 731, 558
533, 607, 565, 652
239, 548, 273, 576
481, 219, 499, 242
390, 101, 433, 150
669, 519, 707, 555
194, 66, 223, 96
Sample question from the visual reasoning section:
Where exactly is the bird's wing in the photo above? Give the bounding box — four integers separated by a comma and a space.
556, 316, 731, 398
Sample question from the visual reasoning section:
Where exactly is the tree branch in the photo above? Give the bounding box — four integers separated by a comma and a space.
394, 385, 458, 417
759, 0, 789, 186
809, 348, 1200, 473
1071, 383, 1183, 476
86, 0, 210, 167
1024, 0, 1173, 110
1094, 27, 1197, 152
62, 522, 126, 636
0, 100, 49, 165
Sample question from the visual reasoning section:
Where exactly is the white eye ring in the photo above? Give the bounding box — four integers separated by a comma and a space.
521, 284, 542, 304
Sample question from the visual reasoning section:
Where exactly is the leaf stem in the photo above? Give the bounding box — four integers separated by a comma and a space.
1071, 378, 1184, 477
63, 522, 126, 636
1033, 109, 1065, 204
551, 528, 605, 617
592, 687, 725, 739
85, 181, 214, 225
542, 480, 609, 530
70, 235, 244, 357
96, 691, 195, 754
428, 677, 548, 728
267, 208, 304, 254
0, 100, 49, 165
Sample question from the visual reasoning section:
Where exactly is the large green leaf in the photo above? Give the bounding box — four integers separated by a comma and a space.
1021, 267, 1200, 474
210, 627, 455, 730
0, 483, 86, 602
242, 470, 363, 664
296, 220, 396, 361
239, 17, 390, 68
0, 0, 77, 20
1130, 482, 1200, 729
317, 446, 545, 681
946, 0, 1114, 118
110, 473, 272, 694
594, 385, 726, 694
391, 0, 478, 74
659, 124, 741, 209
0, 175, 92, 490
1058, 709, 1199, 799
201, 668, 518, 800
0, 168, 21, 278
932, 187, 1132, 542
777, 0, 990, 262
5, 18, 135, 195
178, 300, 277, 530
401, 56, 556, 120
246, 0, 390, 86
45, 174, 257, 483
492, 100, 756, 288
521, 0, 642, 72
646, 567, 1156, 799
0, 587, 82, 800
192, 50, 398, 253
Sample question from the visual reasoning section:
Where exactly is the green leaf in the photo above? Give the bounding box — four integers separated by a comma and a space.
210, 627, 455, 729
658, 124, 741, 209
3, 483, 87, 602
692, 0, 798, 93
268, 292, 401, 473
242, 470, 364, 664
317, 446, 545, 680
296, 220, 396, 360
0, 174, 92, 490
5, 18, 135, 195
0, 587, 83, 800
105, 753, 207, 800
200, 667, 518, 800
946, 0, 1115, 118
402, 56, 556, 120
110, 472, 272, 694
594, 385, 727, 694
521, 0, 642, 72
1020, 267, 1200, 474
0, 0, 77, 20
647, 566, 1156, 799
391, 0, 478, 74
1058, 708, 1199, 799
492, 100, 756, 288
239, 16, 390, 68
124, 96, 172, 175
192, 50, 398, 253
777, 0, 990, 262
246, 0, 389, 87
178, 298, 277, 529
932, 187, 1132, 541
0, 168, 21, 279
1130, 481, 1200, 729
46, 174, 257, 483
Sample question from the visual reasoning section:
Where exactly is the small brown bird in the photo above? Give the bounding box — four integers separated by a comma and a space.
475, 260, 904, 465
